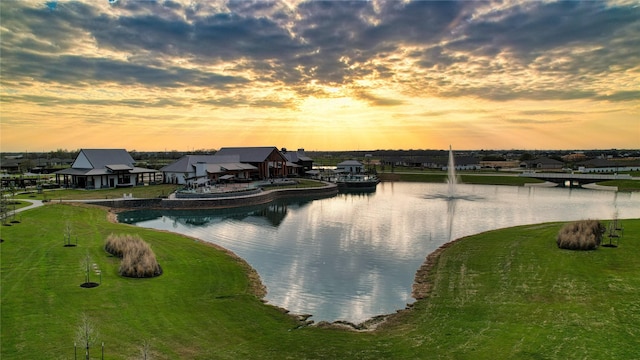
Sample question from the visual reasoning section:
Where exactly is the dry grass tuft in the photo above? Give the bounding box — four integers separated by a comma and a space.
105, 234, 162, 278
556, 220, 605, 250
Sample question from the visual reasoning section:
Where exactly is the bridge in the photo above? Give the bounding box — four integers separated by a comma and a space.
519, 172, 633, 188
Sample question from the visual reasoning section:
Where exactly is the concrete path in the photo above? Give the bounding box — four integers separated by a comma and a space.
6, 199, 45, 216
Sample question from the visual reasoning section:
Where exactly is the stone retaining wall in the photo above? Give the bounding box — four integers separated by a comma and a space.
174, 188, 262, 199
86, 183, 338, 210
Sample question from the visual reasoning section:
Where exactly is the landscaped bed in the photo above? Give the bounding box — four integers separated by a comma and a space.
1, 203, 638, 359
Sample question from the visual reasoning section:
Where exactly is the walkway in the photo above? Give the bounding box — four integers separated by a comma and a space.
4, 199, 45, 218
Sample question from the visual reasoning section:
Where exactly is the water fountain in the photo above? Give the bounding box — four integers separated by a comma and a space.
446, 145, 458, 199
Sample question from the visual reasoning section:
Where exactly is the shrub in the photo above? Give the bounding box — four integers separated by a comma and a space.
105, 234, 162, 278
556, 220, 605, 250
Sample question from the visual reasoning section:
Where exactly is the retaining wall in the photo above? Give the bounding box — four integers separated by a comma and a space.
85, 184, 338, 210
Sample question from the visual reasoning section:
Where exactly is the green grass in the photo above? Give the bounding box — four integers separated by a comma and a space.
597, 179, 640, 192
2, 205, 639, 359
264, 179, 328, 189
379, 172, 545, 186
1, 200, 32, 211
14, 184, 180, 201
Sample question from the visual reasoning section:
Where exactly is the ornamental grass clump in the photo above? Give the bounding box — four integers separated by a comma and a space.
556, 220, 605, 250
105, 234, 162, 278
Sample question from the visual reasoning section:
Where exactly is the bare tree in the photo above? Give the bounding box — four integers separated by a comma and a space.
81, 252, 92, 285
75, 313, 99, 360
140, 339, 152, 360
64, 221, 73, 246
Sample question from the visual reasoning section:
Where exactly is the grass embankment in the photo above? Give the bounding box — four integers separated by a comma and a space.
264, 179, 328, 189
598, 179, 640, 192
379, 172, 545, 186
1, 200, 32, 211
2, 204, 639, 359
14, 184, 181, 201
380, 171, 640, 190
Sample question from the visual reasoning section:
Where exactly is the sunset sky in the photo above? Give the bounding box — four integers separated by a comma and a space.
1, 0, 639, 152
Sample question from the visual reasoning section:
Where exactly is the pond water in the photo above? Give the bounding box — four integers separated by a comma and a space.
120, 183, 639, 324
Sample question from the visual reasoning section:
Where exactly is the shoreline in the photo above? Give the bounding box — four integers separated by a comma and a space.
99, 184, 405, 331
102, 208, 445, 332
41, 180, 635, 332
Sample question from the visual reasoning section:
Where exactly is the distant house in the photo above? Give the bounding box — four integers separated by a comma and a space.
577, 158, 640, 173
54, 149, 159, 188
215, 147, 288, 179
380, 156, 406, 167
336, 160, 365, 174
443, 156, 481, 171
0, 158, 21, 173
282, 148, 313, 176
520, 157, 564, 170
160, 154, 257, 185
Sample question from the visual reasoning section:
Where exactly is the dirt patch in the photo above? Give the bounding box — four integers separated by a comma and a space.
80, 282, 100, 288
412, 241, 456, 299
378, 173, 401, 182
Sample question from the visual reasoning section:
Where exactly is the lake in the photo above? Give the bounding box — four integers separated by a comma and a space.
120, 182, 639, 324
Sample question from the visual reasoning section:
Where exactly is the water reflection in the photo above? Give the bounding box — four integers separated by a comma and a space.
121, 200, 312, 228
121, 183, 640, 324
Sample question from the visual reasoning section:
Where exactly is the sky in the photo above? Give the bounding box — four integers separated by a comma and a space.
1, 0, 639, 152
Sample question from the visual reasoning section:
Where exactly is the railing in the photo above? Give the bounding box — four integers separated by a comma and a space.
519, 172, 632, 180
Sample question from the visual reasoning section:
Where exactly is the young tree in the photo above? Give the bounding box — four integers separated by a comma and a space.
75, 313, 99, 360
81, 252, 93, 285
140, 339, 152, 360
64, 221, 73, 246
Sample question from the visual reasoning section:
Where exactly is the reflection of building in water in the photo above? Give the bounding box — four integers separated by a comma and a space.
183, 217, 215, 226
171, 203, 291, 228
119, 198, 321, 229
258, 203, 288, 227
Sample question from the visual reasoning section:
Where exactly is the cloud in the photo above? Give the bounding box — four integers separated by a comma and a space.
353, 91, 404, 107
440, 87, 600, 102
518, 110, 584, 116
503, 118, 576, 125
1, 0, 638, 105
1, 50, 248, 88
596, 91, 640, 102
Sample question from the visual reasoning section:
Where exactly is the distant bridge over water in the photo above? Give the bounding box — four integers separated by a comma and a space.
519, 172, 633, 188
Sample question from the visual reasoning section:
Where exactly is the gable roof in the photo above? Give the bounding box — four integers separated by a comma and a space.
160, 155, 219, 172
216, 147, 283, 162
283, 149, 313, 163
337, 160, 364, 166
72, 149, 135, 169
523, 157, 564, 166
205, 163, 258, 174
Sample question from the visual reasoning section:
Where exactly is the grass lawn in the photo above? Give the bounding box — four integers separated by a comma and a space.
13, 184, 181, 201
379, 172, 545, 186
1, 204, 639, 359
1, 200, 33, 212
598, 179, 640, 192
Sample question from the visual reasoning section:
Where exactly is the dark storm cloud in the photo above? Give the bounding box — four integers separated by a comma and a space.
1, 0, 638, 103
